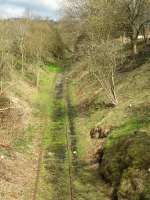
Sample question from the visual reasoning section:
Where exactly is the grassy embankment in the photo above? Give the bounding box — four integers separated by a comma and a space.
66, 45, 150, 199
0, 65, 57, 199
13, 65, 58, 199
10, 64, 67, 199
64, 81, 111, 200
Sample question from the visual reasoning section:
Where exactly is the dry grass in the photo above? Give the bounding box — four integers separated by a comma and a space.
0, 70, 41, 199
0, 151, 37, 200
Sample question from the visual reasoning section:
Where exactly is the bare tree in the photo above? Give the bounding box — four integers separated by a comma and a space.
88, 40, 124, 106
19, 25, 26, 74
63, 0, 124, 105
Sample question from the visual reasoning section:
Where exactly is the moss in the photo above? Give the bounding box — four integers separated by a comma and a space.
106, 118, 150, 148
100, 131, 150, 199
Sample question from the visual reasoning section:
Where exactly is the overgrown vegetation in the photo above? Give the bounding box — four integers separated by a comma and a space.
0, 0, 150, 199
0, 17, 65, 199
0, 18, 64, 91
60, 0, 150, 199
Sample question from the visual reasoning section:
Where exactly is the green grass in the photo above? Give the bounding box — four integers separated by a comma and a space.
37, 72, 72, 200
30, 68, 71, 200
47, 64, 64, 73
34, 70, 57, 200
106, 117, 150, 148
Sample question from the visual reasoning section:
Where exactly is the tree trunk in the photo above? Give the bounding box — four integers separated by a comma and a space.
36, 70, 40, 89
122, 32, 126, 44
132, 0, 138, 56
0, 80, 3, 94
110, 71, 118, 106
132, 40, 138, 55
21, 53, 24, 74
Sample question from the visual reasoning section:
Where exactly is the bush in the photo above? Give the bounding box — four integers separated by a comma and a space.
100, 131, 150, 199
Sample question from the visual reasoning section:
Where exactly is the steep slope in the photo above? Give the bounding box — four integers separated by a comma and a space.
0, 67, 56, 199
66, 45, 150, 199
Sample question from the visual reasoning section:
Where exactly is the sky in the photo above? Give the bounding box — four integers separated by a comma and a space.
0, 0, 63, 20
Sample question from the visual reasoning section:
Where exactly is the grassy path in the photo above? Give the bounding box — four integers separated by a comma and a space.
33, 67, 111, 200
32, 69, 57, 200
33, 148, 43, 200
33, 69, 74, 200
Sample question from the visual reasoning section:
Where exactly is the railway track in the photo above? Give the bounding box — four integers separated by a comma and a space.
32, 73, 77, 200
